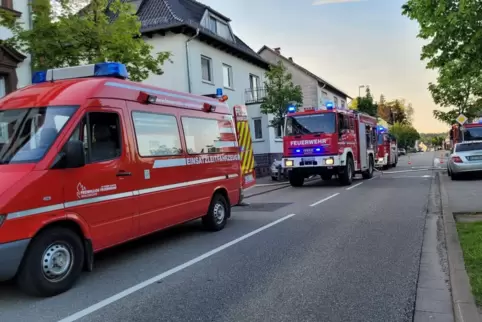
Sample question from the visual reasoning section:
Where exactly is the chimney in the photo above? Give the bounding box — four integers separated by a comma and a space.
288, 57, 293, 62
274, 47, 281, 54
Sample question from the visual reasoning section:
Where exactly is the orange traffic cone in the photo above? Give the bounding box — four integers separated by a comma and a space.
408, 155, 412, 165
440, 151, 444, 164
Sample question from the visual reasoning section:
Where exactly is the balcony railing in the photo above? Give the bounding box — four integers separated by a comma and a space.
244, 88, 267, 105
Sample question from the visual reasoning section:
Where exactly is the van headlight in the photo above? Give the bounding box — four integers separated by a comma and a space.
325, 158, 334, 165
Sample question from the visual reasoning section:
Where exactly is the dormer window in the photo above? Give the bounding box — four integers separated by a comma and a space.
205, 14, 233, 41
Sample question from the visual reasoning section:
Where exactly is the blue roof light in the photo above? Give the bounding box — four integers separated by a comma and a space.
326, 102, 333, 110
31, 62, 129, 84
288, 105, 296, 113
94, 62, 128, 79
216, 88, 223, 98
32, 71, 47, 84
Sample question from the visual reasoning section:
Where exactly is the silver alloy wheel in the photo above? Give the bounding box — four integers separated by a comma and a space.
213, 202, 226, 225
41, 242, 74, 282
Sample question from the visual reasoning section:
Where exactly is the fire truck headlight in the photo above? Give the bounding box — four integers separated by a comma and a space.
325, 158, 334, 165
285, 160, 293, 167
0, 215, 5, 227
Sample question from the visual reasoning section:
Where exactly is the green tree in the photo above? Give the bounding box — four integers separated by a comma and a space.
402, 1, 482, 125
261, 61, 303, 132
390, 122, 420, 149
0, 0, 171, 81
357, 87, 377, 117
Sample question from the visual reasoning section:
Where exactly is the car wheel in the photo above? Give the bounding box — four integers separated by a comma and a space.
17, 227, 84, 297
202, 193, 230, 231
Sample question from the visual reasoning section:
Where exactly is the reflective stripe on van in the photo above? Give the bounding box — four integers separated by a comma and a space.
6, 174, 238, 220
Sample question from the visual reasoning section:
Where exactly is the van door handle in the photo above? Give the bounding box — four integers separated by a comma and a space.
116, 170, 132, 177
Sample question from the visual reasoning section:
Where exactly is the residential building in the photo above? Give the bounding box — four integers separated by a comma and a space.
0, 0, 32, 97
258, 46, 351, 110
132, 0, 269, 109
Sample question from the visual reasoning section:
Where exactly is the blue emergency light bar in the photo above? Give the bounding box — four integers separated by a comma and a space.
288, 105, 296, 113
326, 102, 334, 110
32, 62, 129, 84
377, 125, 387, 132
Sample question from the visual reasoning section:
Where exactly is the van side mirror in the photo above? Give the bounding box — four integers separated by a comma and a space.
65, 140, 85, 168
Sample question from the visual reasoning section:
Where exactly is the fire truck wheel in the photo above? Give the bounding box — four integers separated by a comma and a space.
17, 227, 84, 297
362, 156, 374, 179
202, 193, 229, 231
289, 174, 305, 187
339, 156, 354, 186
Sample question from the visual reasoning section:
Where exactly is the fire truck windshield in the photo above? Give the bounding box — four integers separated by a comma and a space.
285, 113, 336, 136
0, 106, 78, 164
463, 127, 482, 141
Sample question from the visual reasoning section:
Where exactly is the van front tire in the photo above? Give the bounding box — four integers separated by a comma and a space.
202, 193, 229, 231
17, 227, 84, 297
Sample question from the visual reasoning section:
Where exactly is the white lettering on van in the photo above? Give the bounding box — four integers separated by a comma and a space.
290, 139, 328, 146
186, 154, 240, 165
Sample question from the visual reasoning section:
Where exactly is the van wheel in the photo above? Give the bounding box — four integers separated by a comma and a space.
202, 193, 230, 231
339, 156, 354, 186
17, 227, 84, 297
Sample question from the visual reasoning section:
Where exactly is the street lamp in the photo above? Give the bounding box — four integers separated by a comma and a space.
358, 85, 366, 98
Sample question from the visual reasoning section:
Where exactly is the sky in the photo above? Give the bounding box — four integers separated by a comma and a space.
199, 0, 446, 133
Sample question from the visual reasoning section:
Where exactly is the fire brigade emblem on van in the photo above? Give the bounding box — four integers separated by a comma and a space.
290, 139, 328, 146
76, 182, 117, 199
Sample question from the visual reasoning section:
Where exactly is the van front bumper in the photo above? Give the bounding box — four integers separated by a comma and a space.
0, 239, 30, 281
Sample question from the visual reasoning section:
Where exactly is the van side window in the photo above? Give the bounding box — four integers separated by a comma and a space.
68, 112, 122, 163
182, 117, 228, 154
132, 111, 182, 157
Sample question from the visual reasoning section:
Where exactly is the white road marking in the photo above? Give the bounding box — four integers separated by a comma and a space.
309, 193, 339, 207
57, 213, 297, 322
382, 169, 433, 174
254, 182, 289, 187
389, 175, 434, 178
346, 182, 363, 190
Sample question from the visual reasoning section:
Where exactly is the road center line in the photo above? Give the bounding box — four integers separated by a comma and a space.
57, 213, 297, 322
309, 193, 339, 207
346, 182, 363, 190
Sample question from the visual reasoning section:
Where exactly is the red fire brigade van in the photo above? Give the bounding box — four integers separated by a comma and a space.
0, 63, 243, 297
375, 126, 398, 169
282, 105, 378, 186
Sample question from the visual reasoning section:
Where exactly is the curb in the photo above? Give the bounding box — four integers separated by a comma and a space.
438, 172, 481, 322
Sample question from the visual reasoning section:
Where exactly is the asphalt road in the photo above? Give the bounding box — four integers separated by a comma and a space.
0, 152, 439, 322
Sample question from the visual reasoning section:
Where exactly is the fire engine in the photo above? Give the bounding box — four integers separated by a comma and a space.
282, 104, 378, 186
375, 125, 398, 169
450, 120, 482, 146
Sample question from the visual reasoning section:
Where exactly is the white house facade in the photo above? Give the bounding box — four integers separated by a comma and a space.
0, 0, 31, 97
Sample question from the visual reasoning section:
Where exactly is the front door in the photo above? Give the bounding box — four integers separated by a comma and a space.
62, 108, 137, 250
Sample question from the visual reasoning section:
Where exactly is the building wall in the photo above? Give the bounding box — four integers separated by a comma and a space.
143, 32, 266, 109
0, 0, 32, 92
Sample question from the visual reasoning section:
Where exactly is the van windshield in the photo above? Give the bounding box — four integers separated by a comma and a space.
0, 106, 78, 164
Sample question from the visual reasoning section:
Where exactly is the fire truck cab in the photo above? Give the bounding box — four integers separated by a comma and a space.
282, 105, 378, 186
451, 121, 482, 145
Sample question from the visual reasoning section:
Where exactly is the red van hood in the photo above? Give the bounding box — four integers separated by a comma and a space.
283, 134, 338, 156
0, 164, 35, 197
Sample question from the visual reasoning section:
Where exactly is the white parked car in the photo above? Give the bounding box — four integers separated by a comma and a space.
447, 141, 482, 180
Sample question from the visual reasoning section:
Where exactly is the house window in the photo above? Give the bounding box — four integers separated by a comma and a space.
253, 118, 262, 140
275, 124, 283, 138
222, 64, 233, 88
206, 15, 233, 41
249, 74, 260, 100
0, 76, 6, 98
321, 91, 328, 105
341, 100, 346, 109
201, 55, 212, 82
334, 96, 338, 108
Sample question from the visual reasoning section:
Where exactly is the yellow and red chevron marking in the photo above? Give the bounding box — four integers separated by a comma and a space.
233, 105, 255, 189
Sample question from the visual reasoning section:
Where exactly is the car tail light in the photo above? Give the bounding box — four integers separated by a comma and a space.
0, 215, 5, 227
452, 156, 463, 163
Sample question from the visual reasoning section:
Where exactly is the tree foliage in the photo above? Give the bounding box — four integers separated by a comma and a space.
389, 122, 420, 149
356, 87, 377, 117
402, 0, 482, 125
0, 0, 171, 81
260, 61, 303, 130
